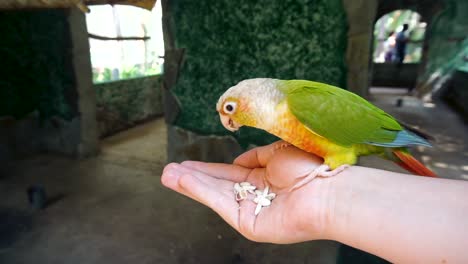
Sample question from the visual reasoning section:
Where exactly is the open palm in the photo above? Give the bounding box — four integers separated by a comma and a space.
161, 141, 331, 243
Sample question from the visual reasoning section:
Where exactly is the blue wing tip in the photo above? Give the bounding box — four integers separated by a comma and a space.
367, 129, 432, 148
399, 129, 432, 147
392, 130, 432, 147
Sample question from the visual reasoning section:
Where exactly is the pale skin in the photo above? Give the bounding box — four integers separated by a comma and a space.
161, 141, 468, 263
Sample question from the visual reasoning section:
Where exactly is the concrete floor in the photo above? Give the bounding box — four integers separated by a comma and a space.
1, 90, 467, 263
0, 119, 338, 264
367, 87, 468, 180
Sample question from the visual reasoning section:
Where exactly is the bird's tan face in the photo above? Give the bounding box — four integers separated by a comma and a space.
217, 97, 243, 132
217, 78, 278, 132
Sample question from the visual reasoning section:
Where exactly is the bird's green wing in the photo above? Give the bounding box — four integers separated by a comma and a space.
277, 80, 402, 147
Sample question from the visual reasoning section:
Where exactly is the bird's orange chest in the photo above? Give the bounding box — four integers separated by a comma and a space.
268, 108, 334, 158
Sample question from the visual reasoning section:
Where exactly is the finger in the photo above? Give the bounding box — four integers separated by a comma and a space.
162, 163, 267, 238
171, 162, 238, 189
162, 163, 241, 209
265, 146, 323, 189
233, 145, 272, 168
180, 161, 250, 182
177, 172, 262, 241
177, 171, 240, 230
234, 141, 289, 168
161, 163, 205, 203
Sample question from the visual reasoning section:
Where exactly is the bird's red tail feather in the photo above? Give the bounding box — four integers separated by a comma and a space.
393, 150, 437, 177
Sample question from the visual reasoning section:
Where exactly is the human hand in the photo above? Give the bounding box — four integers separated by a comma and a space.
161, 141, 335, 243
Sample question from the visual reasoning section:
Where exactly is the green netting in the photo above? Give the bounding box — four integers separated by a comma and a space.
420, 0, 468, 89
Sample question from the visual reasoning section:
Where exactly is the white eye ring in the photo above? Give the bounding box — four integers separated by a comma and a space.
223, 102, 237, 114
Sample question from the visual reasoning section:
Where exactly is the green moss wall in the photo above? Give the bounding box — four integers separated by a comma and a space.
170, 0, 347, 146
0, 10, 76, 121
0, 10, 93, 161
95, 76, 164, 137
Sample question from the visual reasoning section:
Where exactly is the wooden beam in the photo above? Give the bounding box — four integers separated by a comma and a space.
88, 33, 150, 41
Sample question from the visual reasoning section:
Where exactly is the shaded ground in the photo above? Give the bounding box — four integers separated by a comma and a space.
0, 118, 337, 264
1, 90, 467, 263
367, 87, 468, 180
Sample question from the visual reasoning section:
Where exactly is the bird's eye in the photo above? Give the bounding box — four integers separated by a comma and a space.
223, 102, 237, 114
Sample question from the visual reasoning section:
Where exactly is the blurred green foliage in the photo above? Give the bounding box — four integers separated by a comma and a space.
93, 65, 163, 83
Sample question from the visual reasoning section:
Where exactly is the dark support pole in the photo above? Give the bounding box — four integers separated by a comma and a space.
160, 0, 183, 124
342, 0, 378, 98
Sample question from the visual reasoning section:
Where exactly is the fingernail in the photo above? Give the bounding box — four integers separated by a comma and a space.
161, 163, 182, 188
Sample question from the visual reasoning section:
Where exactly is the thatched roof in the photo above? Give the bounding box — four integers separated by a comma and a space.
0, 0, 156, 12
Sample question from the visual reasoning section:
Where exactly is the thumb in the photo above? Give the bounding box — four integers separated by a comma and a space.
234, 141, 289, 168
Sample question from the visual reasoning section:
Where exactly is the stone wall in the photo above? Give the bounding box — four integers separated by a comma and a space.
0, 9, 98, 162
441, 70, 468, 119
371, 63, 419, 88
0, 9, 78, 161
0, 113, 81, 161
95, 75, 163, 137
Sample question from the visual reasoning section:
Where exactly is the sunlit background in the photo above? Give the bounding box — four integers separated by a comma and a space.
86, 1, 164, 83
373, 9, 426, 63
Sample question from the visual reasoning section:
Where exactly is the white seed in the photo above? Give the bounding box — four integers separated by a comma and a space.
252, 186, 276, 215
240, 190, 248, 199
258, 197, 271, 206
255, 203, 262, 216
244, 188, 256, 194
266, 193, 276, 200
234, 181, 259, 201
234, 182, 276, 215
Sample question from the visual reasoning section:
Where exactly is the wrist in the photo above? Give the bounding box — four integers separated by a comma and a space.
318, 166, 364, 241
298, 166, 359, 241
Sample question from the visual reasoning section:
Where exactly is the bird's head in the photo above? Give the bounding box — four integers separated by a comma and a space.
216, 78, 283, 132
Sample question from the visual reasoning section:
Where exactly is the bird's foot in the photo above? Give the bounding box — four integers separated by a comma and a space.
317, 164, 350, 177
273, 140, 291, 151
289, 164, 350, 191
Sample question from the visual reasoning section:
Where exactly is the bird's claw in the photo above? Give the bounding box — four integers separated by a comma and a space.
289, 164, 350, 191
